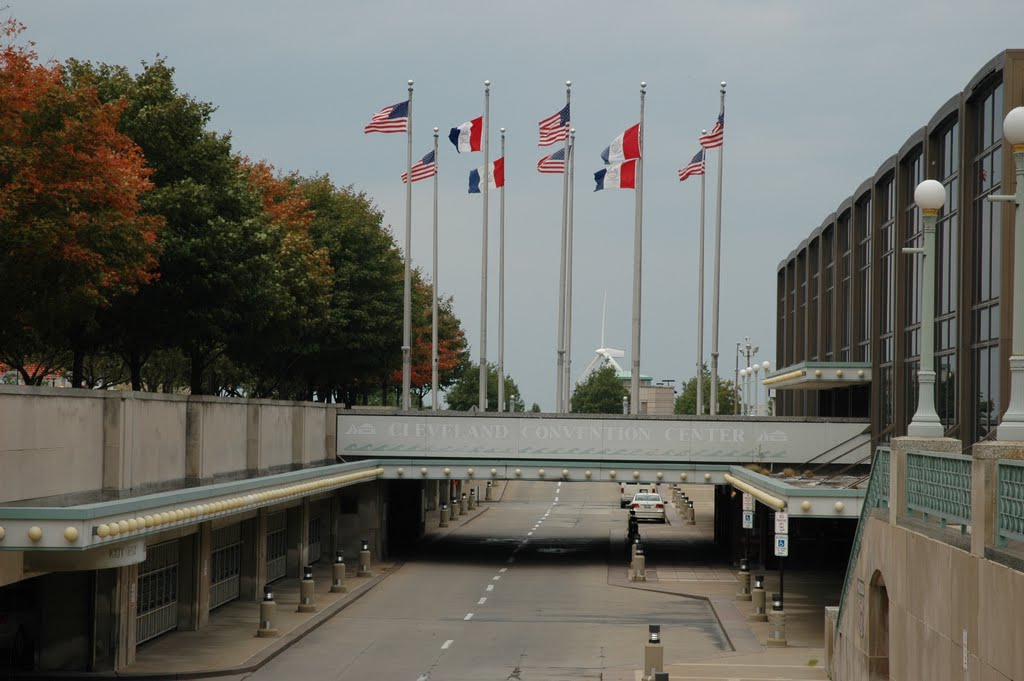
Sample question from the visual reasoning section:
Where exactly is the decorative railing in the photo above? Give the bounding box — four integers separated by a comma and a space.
997, 459, 1024, 546
906, 450, 972, 528
836, 446, 890, 630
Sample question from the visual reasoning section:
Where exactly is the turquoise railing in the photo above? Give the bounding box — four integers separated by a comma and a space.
906, 450, 972, 528
997, 459, 1024, 546
836, 446, 889, 630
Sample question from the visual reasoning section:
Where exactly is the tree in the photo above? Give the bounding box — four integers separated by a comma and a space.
571, 366, 628, 414
675, 364, 737, 415
0, 20, 162, 385
444, 362, 524, 412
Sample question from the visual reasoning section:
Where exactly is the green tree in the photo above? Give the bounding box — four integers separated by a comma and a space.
444, 362, 524, 412
571, 366, 628, 414
675, 365, 737, 415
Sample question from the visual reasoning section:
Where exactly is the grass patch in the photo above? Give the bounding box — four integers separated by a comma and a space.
807, 659, 818, 666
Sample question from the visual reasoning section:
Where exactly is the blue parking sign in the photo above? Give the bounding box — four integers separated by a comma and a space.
774, 534, 789, 557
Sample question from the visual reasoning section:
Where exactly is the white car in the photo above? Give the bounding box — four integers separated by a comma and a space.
628, 492, 667, 523
619, 484, 653, 508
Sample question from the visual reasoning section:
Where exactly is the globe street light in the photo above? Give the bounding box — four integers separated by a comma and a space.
906, 179, 945, 437
739, 368, 748, 415
760, 360, 771, 416
751, 364, 761, 415
990, 107, 1024, 440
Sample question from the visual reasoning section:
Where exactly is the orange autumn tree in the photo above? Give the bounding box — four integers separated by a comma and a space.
393, 277, 469, 407
0, 18, 162, 384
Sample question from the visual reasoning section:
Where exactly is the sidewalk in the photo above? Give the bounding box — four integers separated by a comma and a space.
608, 483, 836, 680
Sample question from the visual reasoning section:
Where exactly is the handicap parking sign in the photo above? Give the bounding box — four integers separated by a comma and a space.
741, 511, 754, 529
774, 534, 789, 557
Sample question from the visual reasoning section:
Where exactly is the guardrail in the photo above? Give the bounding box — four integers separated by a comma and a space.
997, 459, 1024, 546
906, 450, 972, 528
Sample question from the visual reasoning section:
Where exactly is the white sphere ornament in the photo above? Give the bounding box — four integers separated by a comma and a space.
515, 468, 522, 477
584, 470, 592, 478
632, 470, 641, 479
538, 469, 545, 477
467, 468, 474, 476
801, 500, 812, 512
397, 468, 404, 476
1003, 106, 1024, 145
609, 470, 617, 479
64, 526, 79, 542
562, 469, 569, 478
762, 360, 770, 371
704, 473, 712, 481
656, 472, 663, 480
421, 467, 428, 476
96, 524, 110, 538
490, 468, 498, 476
680, 472, 687, 481
835, 501, 845, 512
914, 179, 946, 210
27, 526, 42, 542
443, 467, 451, 476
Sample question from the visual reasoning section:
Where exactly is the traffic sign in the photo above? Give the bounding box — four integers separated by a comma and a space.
742, 493, 753, 511
742, 511, 754, 529
774, 510, 789, 534
775, 534, 789, 557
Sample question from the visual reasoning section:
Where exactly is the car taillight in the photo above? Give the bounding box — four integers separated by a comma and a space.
631, 502, 639, 508
655, 503, 664, 509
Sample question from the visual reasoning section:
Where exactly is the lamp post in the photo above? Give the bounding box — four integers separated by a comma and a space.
760, 360, 771, 416
738, 368, 747, 415
905, 179, 946, 437
990, 107, 1024, 440
751, 364, 760, 415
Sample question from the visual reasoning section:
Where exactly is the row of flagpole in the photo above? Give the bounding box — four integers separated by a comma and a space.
367, 79, 728, 416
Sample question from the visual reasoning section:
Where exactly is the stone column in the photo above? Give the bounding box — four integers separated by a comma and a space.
196, 523, 212, 628
970, 441, 1024, 556
185, 399, 205, 483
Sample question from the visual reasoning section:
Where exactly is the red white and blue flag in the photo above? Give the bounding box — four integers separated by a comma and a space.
699, 114, 724, 149
538, 104, 570, 146
469, 157, 505, 192
594, 159, 637, 191
449, 117, 483, 153
364, 100, 409, 134
401, 150, 437, 183
678, 149, 705, 182
601, 123, 642, 164
537, 148, 566, 174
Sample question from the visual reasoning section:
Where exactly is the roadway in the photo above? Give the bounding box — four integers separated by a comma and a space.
238, 480, 730, 681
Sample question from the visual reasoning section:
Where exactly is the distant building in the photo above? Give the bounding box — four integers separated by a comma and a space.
615, 370, 676, 416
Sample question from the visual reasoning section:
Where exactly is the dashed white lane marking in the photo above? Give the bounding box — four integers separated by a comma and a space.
492, 575, 501, 581
499, 567, 508, 573
527, 531, 533, 536
554, 496, 559, 502
486, 584, 494, 591
464, 613, 474, 620
478, 597, 487, 605
417, 674, 429, 681
441, 640, 453, 650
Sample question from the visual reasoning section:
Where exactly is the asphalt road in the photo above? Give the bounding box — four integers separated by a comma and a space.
240, 481, 730, 681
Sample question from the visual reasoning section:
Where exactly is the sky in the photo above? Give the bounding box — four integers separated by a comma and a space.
11, 1, 1024, 411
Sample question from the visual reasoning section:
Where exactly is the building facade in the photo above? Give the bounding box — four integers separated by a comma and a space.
771, 50, 1024, 447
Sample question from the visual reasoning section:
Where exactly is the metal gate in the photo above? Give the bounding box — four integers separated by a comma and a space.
209, 524, 241, 611
266, 512, 287, 583
136, 541, 179, 644
308, 514, 322, 564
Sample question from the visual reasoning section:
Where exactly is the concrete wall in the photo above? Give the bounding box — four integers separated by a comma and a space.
0, 386, 337, 504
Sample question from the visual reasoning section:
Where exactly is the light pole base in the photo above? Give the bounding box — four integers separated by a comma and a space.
906, 420, 945, 438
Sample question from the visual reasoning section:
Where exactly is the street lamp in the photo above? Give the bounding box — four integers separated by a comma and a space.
751, 364, 761, 415
745, 366, 754, 415
739, 368, 747, 415
991, 107, 1024, 440
760, 360, 771, 416
906, 179, 945, 437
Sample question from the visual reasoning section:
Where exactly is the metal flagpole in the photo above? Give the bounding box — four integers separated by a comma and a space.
402, 79, 414, 411
697, 139, 706, 416
431, 127, 440, 411
630, 82, 646, 415
709, 81, 726, 415
563, 129, 576, 412
478, 80, 491, 411
498, 128, 506, 412
556, 81, 571, 413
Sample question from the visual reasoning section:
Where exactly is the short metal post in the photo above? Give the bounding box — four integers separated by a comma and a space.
469, 488, 477, 510
687, 500, 696, 525
440, 502, 449, 528
459, 492, 467, 515
449, 499, 457, 520
357, 539, 373, 577
331, 551, 348, 593
736, 558, 751, 601
298, 565, 317, 613
643, 624, 664, 680
485, 480, 493, 501
750, 575, 768, 622
767, 592, 788, 647
631, 545, 646, 582
257, 584, 279, 637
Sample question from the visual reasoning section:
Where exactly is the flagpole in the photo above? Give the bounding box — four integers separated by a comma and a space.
478, 80, 491, 411
710, 81, 726, 415
630, 82, 646, 415
498, 127, 506, 412
555, 81, 571, 413
563, 129, 576, 412
402, 79, 414, 411
431, 127, 440, 411
697, 137, 707, 416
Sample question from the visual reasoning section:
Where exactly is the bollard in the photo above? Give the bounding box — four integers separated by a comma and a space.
653, 674, 669, 681
631, 545, 646, 582
750, 574, 768, 621
485, 480, 493, 501
298, 565, 317, 613
460, 492, 467, 515
687, 500, 696, 525
440, 502, 449, 528
469, 489, 476, 510
449, 499, 457, 520
767, 593, 788, 647
330, 551, 348, 593
736, 557, 751, 601
643, 624, 664, 680
257, 584, 279, 637
357, 538, 373, 577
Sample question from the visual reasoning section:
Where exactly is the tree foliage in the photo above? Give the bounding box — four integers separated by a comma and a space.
571, 366, 628, 414
445, 362, 524, 412
675, 364, 737, 415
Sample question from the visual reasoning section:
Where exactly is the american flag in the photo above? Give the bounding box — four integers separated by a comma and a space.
537, 148, 566, 174
364, 100, 410, 134
678, 149, 705, 182
698, 114, 724, 149
538, 103, 570, 146
401, 150, 437, 183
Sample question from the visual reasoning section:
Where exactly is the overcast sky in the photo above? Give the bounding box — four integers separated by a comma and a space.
13, 2, 1023, 410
